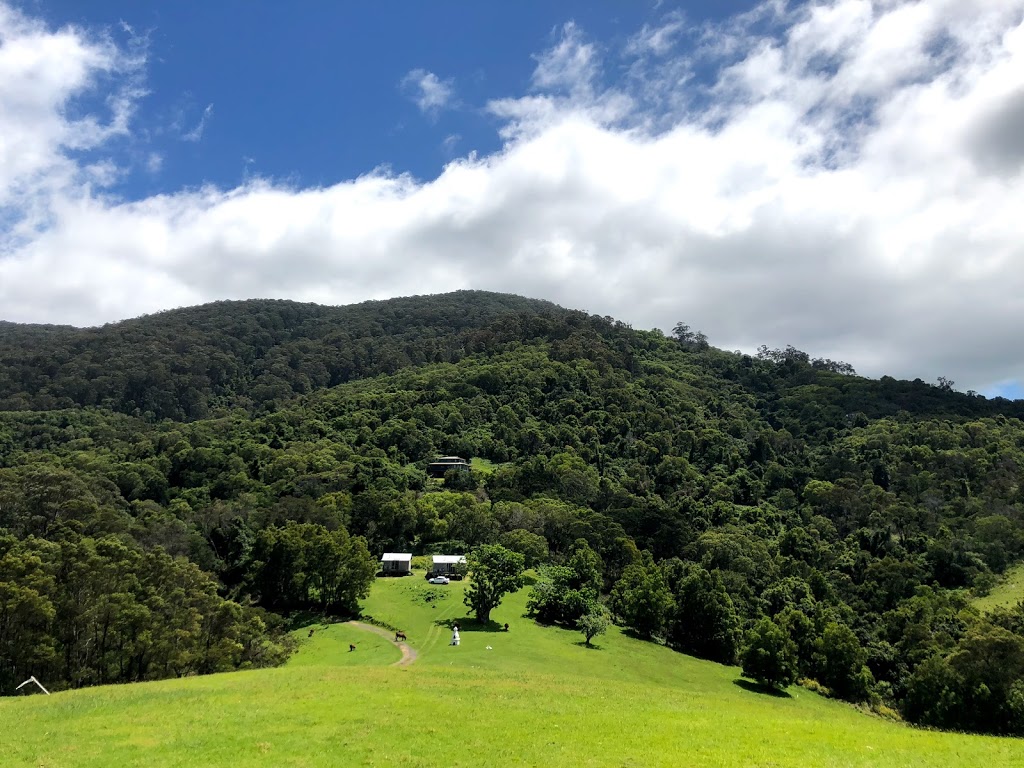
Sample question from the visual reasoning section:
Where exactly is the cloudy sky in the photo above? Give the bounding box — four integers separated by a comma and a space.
2, 1, 1024, 397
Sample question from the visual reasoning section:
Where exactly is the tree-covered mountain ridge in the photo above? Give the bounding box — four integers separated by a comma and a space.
4, 290, 1024, 736
0, 292, 564, 419
2, 290, 1021, 422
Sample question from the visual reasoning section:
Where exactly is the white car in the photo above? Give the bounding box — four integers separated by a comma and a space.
428, 575, 450, 585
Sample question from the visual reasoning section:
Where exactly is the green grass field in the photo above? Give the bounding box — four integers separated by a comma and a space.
286, 622, 400, 668
3, 572, 1023, 767
975, 563, 1024, 613
469, 457, 504, 475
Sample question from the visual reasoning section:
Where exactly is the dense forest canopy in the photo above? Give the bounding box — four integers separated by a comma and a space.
0, 292, 562, 420
2, 290, 1024, 736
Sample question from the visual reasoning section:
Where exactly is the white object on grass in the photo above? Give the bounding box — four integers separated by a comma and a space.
16, 676, 50, 695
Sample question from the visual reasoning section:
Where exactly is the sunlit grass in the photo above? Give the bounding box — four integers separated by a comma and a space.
286, 621, 400, 667
3, 575, 1023, 767
469, 457, 504, 475
974, 563, 1024, 612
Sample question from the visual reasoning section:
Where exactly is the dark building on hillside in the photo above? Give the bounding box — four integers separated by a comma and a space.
426, 456, 470, 478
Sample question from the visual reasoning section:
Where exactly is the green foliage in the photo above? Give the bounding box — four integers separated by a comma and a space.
903, 653, 963, 729
610, 551, 672, 639
527, 540, 602, 625
672, 322, 709, 351
443, 467, 481, 492
0, 533, 292, 693
0, 292, 566, 419
497, 528, 549, 567
814, 622, 873, 702
578, 605, 610, 646
742, 617, 799, 690
776, 606, 818, 677
464, 544, 525, 622
243, 522, 376, 614
663, 561, 741, 664
2, 291, 1024, 736
904, 621, 1024, 735
566, 538, 603, 596
527, 567, 589, 625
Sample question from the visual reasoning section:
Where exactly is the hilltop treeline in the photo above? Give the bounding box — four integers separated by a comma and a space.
0, 292, 560, 420
2, 291, 1024, 735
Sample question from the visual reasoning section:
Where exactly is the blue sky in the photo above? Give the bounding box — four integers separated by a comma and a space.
2, 0, 1024, 397
32, 1, 751, 196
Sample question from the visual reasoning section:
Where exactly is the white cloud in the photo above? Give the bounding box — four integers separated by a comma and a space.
401, 68, 454, 116
3, 1, 1024, 394
442, 133, 462, 154
626, 12, 686, 57
182, 102, 213, 142
532, 22, 598, 93
0, 2, 142, 247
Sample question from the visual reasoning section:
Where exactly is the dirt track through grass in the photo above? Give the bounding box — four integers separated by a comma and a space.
346, 620, 418, 666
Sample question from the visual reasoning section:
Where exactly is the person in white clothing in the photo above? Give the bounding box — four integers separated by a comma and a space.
451, 624, 460, 646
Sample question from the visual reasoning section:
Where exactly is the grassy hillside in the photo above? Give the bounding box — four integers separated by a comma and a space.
285, 623, 400, 668
2, 575, 1022, 768
975, 563, 1024, 613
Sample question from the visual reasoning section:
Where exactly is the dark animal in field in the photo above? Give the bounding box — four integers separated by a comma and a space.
395, 631, 407, 641
349, 644, 356, 652
308, 629, 315, 637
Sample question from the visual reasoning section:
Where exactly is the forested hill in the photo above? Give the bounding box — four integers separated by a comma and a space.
4, 290, 1024, 736
1, 290, 1021, 425
0, 291, 563, 419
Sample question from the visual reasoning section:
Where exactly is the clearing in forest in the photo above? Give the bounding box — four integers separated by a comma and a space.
2, 575, 1023, 768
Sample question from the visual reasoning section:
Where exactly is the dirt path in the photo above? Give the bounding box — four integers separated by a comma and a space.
346, 621, 418, 667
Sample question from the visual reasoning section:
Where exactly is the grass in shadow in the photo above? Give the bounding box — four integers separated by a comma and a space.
620, 627, 661, 644
286, 612, 337, 631
434, 617, 507, 633
733, 678, 792, 698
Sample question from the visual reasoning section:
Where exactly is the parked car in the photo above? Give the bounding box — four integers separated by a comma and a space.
427, 575, 450, 585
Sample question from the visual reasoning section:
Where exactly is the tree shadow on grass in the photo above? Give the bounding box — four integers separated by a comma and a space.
287, 612, 338, 631
733, 678, 792, 698
574, 641, 604, 650
434, 617, 506, 633
620, 628, 659, 643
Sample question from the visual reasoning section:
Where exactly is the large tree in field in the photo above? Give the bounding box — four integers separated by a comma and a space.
741, 617, 799, 690
578, 605, 610, 647
464, 544, 525, 622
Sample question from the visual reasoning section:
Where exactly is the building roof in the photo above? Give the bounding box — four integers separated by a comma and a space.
432, 456, 466, 463
380, 552, 412, 561
432, 555, 466, 564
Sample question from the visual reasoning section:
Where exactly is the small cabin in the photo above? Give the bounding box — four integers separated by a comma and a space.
426, 456, 471, 478
432, 554, 466, 575
380, 552, 412, 575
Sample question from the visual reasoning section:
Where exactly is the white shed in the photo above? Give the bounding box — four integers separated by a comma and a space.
380, 552, 412, 575
431, 554, 466, 575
